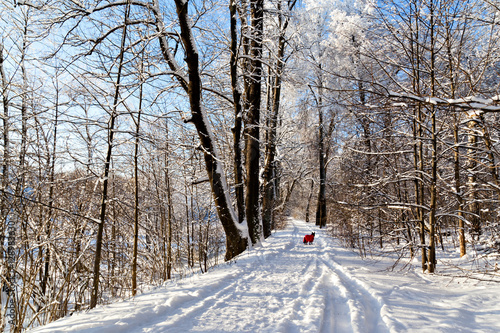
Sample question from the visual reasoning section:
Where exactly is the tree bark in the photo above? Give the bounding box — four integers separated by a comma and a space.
316, 92, 327, 228
165, 124, 173, 280
0, 41, 9, 260
444, 17, 466, 257
90, 3, 129, 308
427, 0, 437, 273
262, 0, 296, 238
170, 0, 248, 260
408, 0, 427, 272
262, 47, 283, 238
305, 180, 314, 223
229, 0, 245, 224
40, 72, 60, 299
132, 53, 143, 296
466, 112, 481, 237
0, 40, 9, 333
244, 0, 265, 244
428, 104, 437, 273
453, 121, 466, 257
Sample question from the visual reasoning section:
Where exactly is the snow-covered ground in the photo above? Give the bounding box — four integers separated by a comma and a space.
29, 219, 500, 333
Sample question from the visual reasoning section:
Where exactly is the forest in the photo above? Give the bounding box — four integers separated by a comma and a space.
1, 0, 500, 331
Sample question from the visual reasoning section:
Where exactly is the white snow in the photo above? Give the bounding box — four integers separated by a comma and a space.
28, 219, 500, 333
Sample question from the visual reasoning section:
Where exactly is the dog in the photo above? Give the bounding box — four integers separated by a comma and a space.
303, 232, 315, 245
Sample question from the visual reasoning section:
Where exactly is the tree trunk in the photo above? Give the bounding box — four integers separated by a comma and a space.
453, 121, 466, 257
408, 0, 427, 271
0, 42, 7, 331
132, 54, 143, 296
262, 0, 296, 238
427, 1, 437, 273
305, 180, 314, 223
169, 0, 248, 260
262, 54, 282, 238
244, 0, 265, 244
0, 41, 9, 280
428, 104, 437, 273
444, 18, 466, 257
41, 72, 60, 300
165, 127, 173, 280
90, 4, 129, 308
466, 112, 481, 238
229, 0, 245, 224
316, 93, 327, 228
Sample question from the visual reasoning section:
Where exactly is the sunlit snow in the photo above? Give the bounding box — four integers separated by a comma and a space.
28, 220, 500, 333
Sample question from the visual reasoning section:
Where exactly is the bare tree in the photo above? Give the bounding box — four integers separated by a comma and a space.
90, 3, 130, 309
262, 0, 297, 238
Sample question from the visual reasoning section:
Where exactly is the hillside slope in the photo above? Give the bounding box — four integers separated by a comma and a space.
29, 219, 500, 333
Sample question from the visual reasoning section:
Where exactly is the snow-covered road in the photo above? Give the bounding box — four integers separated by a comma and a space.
29, 219, 500, 333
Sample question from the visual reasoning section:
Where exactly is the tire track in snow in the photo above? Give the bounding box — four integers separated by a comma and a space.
313, 228, 390, 333
243, 223, 321, 331
138, 267, 258, 332
262, 257, 320, 332
144, 221, 389, 333
317, 264, 353, 333
271, 223, 354, 333
274, 256, 327, 332
141, 226, 311, 332
286, 221, 356, 333
244, 237, 325, 332
30, 220, 389, 333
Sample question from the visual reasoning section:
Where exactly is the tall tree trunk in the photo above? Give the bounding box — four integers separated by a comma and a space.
453, 121, 466, 257
9, 16, 31, 332
316, 92, 327, 228
0, 41, 9, 262
0, 40, 9, 333
262, 0, 297, 238
427, 0, 437, 273
305, 180, 314, 223
428, 104, 437, 273
409, 0, 427, 272
414, 104, 427, 271
442, 6, 467, 258
132, 55, 143, 296
41, 72, 60, 299
229, 0, 245, 224
185, 171, 191, 268
466, 112, 481, 238
244, 0, 265, 244
90, 4, 129, 308
166, 148, 173, 280
158, 0, 248, 260
261, 50, 282, 238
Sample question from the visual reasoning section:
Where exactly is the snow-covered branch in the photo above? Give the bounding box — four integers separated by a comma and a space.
388, 91, 500, 113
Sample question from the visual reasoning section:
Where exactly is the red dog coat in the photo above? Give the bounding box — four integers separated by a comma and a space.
303, 233, 315, 244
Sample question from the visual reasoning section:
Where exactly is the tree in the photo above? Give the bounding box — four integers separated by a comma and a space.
262, 0, 297, 238
131, 50, 144, 296
90, 2, 130, 309
240, 0, 265, 244
166, 0, 249, 258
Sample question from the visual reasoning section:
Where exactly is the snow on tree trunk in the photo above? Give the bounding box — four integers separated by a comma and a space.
244, 0, 265, 245
172, 0, 248, 260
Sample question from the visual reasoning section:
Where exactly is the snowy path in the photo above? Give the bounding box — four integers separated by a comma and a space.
29, 219, 500, 333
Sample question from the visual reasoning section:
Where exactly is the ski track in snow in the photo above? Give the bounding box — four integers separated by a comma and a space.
134, 221, 388, 333
29, 219, 500, 333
